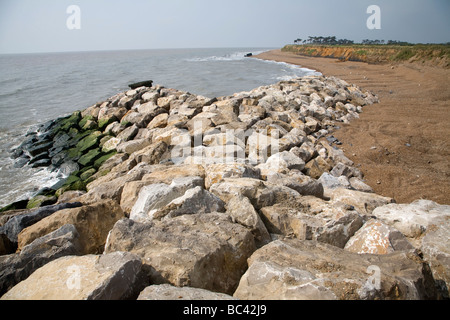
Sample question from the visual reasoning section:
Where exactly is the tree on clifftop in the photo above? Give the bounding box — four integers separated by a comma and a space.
296, 36, 354, 45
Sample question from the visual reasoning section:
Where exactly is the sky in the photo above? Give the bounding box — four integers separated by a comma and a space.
0, 0, 449, 54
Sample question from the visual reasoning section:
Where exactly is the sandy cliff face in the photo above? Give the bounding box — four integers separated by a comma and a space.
282, 44, 450, 68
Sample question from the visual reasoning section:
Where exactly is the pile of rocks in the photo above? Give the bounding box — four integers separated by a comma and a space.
1, 76, 449, 300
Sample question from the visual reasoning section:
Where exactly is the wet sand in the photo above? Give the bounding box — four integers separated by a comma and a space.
255, 49, 450, 205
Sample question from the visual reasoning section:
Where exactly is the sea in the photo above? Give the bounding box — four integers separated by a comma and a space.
0, 47, 320, 207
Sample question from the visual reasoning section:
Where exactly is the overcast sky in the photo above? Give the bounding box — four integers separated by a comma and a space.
0, 0, 449, 54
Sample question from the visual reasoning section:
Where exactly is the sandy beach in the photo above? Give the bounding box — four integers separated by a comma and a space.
255, 49, 450, 205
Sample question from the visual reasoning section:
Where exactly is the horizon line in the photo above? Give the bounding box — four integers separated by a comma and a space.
0, 46, 279, 56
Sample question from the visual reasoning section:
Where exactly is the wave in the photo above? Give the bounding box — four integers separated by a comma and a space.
262, 59, 320, 74
0, 166, 61, 207
185, 50, 266, 62
0, 76, 21, 86
0, 87, 26, 99
257, 60, 322, 81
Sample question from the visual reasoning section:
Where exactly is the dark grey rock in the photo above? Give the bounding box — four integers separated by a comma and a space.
0, 234, 14, 256
50, 151, 66, 166
18, 135, 37, 151
13, 156, 30, 168
0, 224, 82, 296
10, 147, 23, 159
30, 158, 51, 168
28, 152, 49, 165
27, 141, 53, 157
0, 202, 82, 244
52, 132, 71, 149
86, 251, 148, 300
37, 119, 57, 133
128, 80, 153, 89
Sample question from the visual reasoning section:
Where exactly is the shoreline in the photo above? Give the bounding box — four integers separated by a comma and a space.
254, 49, 450, 205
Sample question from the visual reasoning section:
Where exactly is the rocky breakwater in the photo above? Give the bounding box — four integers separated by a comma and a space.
1, 75, 449, 300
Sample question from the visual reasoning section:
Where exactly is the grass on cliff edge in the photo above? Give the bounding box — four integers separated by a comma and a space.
282, 44, 450, 67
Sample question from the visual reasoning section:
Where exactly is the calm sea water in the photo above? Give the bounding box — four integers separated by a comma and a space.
0, 47, 319, 207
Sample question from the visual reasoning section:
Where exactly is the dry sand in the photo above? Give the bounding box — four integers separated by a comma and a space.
255, 49, 450, 205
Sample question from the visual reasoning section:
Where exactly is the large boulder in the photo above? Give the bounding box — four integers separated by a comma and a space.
17, 200, 125, 254
234, 239, 437, 300
151, 186, 226, 220
147, 113, 169, 130
79, 163, 149, 203
303, 156, 333, 179
373, 200, 450, 296
204, 163, 260, 190
318, 172, 351, 190
372, 200, 449, 239
141, 164, 205, 185
252, 184, 303, 211
1, 251, 146, 300
259, 199, 364, 248
257, 151, 305, 177
120, 180, 152, 215
116, 138, 152, 155
0, 224, 82, 296
116, 124, 139, 142
330, 162, 363, 180
247, 131, 279, 164
266, 172, 324, 198
202, 131, 245, 148
325, 188, 395, 215
119, 164, 204, 215
344, 219, 414, 254
137, 284, 235, 300
104, 213, 256, 295
0, 202, 82, 246
129, 176, 204, 222
184, 145, 246, 165
225, 195, 271, 247
209, 178, 266, 203
101, 137, 121, 153
131, 141, 168, 164
209, 177, 306, 212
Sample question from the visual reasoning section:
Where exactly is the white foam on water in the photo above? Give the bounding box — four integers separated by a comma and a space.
262, 60, 322, 79
0, 121, 60, 207
185, 50, 266, 62
0, 165, 61, 207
